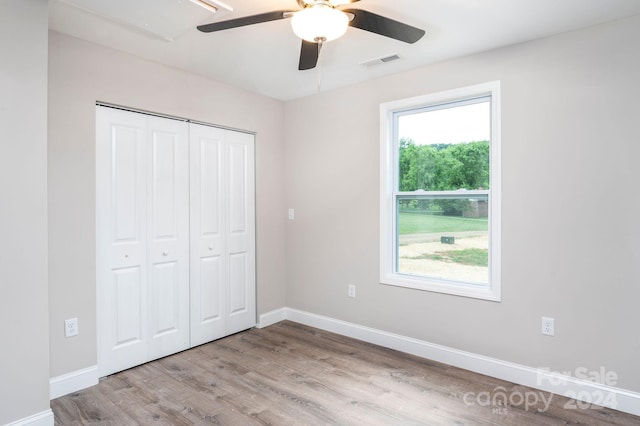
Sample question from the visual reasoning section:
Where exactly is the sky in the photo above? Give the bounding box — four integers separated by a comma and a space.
398, 101, 490, 146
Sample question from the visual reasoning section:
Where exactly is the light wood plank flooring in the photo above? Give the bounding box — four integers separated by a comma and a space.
52, 321, 640, 425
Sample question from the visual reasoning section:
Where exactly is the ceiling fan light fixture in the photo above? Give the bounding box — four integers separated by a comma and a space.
291, 5, 349, 43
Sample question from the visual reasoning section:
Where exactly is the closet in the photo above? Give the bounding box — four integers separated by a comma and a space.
96, 106, 255, 377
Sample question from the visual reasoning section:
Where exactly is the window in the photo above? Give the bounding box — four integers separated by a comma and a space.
380, 82, 501, 301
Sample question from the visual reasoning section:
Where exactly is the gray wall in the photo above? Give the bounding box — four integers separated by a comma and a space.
48, 32, 287, 377
0, 0, 50, 423
284, 14, 640, 392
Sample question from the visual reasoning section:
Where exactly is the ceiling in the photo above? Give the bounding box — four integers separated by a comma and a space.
49, 0, 640, 100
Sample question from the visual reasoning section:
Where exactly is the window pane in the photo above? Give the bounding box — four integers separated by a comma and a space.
381, 82, 500, 300
397, 100, 490, 191
397, 196, 489, 285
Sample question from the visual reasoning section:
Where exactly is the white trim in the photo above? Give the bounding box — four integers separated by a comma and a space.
3, 410, 54, 426
256, 308, 287, 328
379, 81, 501, 301
263, 308, 640, 417
49, 366, 99, 400
397, 189, 489, 197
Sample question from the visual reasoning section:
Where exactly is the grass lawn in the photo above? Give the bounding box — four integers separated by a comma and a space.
398, 212, 488, 234
408, 248, 488, 267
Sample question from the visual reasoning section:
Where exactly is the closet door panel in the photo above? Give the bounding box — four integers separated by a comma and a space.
150, 261, 179, 336
147, 118, 190, 359
228, 252, 247, 314
225, 131, 256, 335
113, 267, 144, 346
151, 130, 179, 238
96, 107, 148, 377
200, 139, 222, 236
228, 142, 248, 235
190, 123, 227, 346
199, 256, 222, 320
112, 127, 141, 240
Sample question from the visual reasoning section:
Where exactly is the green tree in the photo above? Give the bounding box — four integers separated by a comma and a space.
399, 140, 489, 191
398, 139, 490, 215
447, 141, 490, 190
398, 138, 417, 191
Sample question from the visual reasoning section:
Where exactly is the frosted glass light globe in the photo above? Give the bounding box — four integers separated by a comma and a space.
291, 5, 349, 42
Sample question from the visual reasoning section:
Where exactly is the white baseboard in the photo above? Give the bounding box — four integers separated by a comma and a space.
3, 409, 54, 426
260, 307, 640, 417
256, 307, 287, 329
50, 365, 99, 400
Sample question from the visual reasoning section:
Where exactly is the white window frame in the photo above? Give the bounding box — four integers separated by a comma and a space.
379, 81, 501, 301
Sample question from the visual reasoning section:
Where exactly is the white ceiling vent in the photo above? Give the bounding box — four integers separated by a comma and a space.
56, 0, 233, 41
360, 54, 401, 68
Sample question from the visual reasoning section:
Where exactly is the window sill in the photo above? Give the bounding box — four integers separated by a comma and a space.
380, 273, 501, 302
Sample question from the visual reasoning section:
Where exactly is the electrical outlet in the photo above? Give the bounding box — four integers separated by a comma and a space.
541, 317, 555, 336
65, 318, 79, 338
288, 208, 295, 220
348, 284, 356, 298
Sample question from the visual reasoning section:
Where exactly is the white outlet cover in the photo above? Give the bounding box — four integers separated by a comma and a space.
348, 284, 356, 298
65, 318, 79, 337
541, 317, 555, 336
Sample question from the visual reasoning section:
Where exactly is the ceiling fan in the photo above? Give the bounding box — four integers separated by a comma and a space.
197, 0, 425, 71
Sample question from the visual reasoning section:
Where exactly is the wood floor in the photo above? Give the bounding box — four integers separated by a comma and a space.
52, 321, 640, 425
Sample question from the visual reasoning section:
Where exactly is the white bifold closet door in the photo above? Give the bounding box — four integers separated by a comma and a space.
189, 123, 256, 346
96, 107, 256, 377
96, 107, 190, 377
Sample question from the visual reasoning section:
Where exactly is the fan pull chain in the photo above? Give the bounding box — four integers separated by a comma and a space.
316, 40, 323, 93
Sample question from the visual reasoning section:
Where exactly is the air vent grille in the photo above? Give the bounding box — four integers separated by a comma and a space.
381, 54, 400, 63
360, 53, 401, 67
